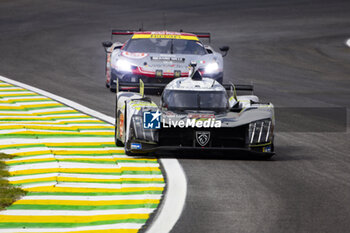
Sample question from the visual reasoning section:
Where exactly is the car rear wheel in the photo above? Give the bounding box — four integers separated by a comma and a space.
110, 81, 116, 92
109, 73, 117, 92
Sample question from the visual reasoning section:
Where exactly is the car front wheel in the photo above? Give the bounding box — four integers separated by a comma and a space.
114, 99, 124, 147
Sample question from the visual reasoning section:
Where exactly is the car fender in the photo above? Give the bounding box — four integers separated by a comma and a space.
212, 51, 224, 70
219, 105, 274, 128
237, 95, 259, 108
116, 92, 142, 143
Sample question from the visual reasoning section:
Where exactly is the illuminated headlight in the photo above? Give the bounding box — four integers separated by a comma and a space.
115, 59, 133, 72
131, 115, 158, 142
204, 62, 219, 74
248, 119, 273, 144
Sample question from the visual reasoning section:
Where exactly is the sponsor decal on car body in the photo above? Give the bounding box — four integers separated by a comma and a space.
143, 112, 221, 129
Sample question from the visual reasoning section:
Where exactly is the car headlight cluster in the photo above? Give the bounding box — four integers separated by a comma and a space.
115, 59, 134, 72
248, 119, 273, 144
131, 115, 158, 142
204, 62, 219, 74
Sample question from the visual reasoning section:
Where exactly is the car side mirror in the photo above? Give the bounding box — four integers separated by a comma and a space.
219, 46, 230, 57
102, 41, 113, 48
102, 41, 113, 53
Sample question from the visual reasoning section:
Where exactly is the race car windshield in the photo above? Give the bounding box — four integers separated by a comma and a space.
124, 39, 207, 55
162, 90, 228, 112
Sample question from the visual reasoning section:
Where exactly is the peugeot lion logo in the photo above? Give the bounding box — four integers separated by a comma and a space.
196, 131, 210, 147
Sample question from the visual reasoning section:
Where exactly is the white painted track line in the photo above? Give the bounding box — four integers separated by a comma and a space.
0, 75, 187, 233
145, 158, 187, 233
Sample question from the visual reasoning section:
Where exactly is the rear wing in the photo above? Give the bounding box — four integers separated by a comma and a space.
223, 83, 254, 101
116, 79, 253, 96
112, 29, 136, 35
116, 79, 166, 96
222, 84, 253, 92
111, 29, 211, 42
111, 29, 138, 40
185, 31, 211, 43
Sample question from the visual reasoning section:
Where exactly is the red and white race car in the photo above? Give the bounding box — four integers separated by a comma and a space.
102, 30, 229, 91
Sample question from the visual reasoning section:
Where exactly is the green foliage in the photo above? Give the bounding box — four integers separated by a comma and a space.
0, 153, 26, 210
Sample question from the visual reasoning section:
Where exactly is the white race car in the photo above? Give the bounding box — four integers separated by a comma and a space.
102, 30, 229, 91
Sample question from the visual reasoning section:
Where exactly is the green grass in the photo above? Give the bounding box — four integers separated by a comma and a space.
0, 153, 26, 210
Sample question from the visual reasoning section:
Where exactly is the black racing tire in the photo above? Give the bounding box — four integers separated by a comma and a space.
124, 146, 149, 157
125, 149, 135, 156
114, 97, 124, 147
109, 72, 117, 92
110, 86, 116, 92
126, 150, 151, 157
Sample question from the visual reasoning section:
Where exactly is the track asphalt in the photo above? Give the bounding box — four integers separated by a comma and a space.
0, 0, 350, 232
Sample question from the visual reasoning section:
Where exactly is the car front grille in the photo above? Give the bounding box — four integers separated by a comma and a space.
159, 125, 247, 148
